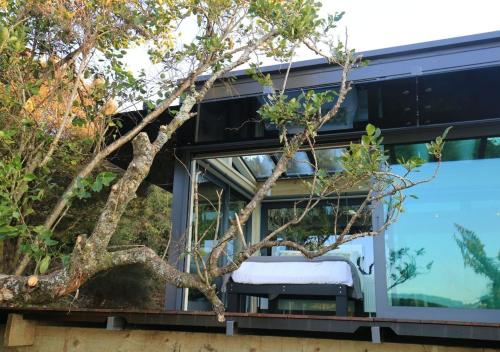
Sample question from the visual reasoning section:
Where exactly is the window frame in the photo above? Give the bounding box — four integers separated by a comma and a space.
170, 121, 500, 323
260, 196, 370, 257
374, 136, 500, 324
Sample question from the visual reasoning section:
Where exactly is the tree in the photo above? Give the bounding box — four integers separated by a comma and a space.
454, 224, 499, 308
387, 247, 433, 291
0, 0, 448, 321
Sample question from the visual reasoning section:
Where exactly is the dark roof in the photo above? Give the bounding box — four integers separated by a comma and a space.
201, 30, 500, 101
200, 30, 500, 82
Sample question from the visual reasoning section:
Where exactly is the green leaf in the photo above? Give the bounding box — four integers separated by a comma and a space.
96, 171, 116, 187
91, 179, 103, 192
23, 173, 36, 182
0, 225, 20, 239
72, 117, 86, 127
44, 238, 58, 246
366, 123, 376, 136
442, 126, 453, 139
60, 254, 70, 268
39, 255, 51, 274
30, 243, 41, 255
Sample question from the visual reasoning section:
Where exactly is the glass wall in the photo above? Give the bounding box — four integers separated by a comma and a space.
263, 201, 371, 262
187, 167, 249, 311
262, 200, 376, 314
196, 87, 368, 144
185, 146, 378, 314
385, 137, 500, 310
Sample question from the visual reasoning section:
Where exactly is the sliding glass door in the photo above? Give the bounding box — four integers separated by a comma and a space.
186, 164, 250, 311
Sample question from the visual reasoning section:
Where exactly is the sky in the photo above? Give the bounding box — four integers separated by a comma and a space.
124, 0, 500, 75
387, 157, 500, 306
120, 0, 500, 112
322, 0, 500, 52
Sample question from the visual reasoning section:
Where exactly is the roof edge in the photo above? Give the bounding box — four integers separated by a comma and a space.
197, 30, 500, 82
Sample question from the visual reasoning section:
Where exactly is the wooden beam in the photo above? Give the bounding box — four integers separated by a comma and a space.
2, 324, 496, 352
4, 314, 36, 347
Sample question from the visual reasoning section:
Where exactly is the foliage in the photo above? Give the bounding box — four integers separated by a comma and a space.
259, 89, 337, 142
387, 247, 433, 291
0, 0, 338, 278
0, 0, 186, 275
111, 184, 171, 254
454, 224, 499, 308
0, 0, 451, 320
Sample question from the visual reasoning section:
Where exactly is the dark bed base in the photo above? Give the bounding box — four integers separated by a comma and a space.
226, 281, 352, 316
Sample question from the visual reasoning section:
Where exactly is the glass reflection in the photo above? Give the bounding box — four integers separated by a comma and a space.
386, 138, 500, 309
265, 202, 371, 257
315, 148, 345, 172
242, 154, 274, 179
188, 170, 249, 311
283, 151, 314, 176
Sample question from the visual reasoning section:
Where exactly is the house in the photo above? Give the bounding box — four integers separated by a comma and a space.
163, 30, 500, 339
2, 31, 499, 350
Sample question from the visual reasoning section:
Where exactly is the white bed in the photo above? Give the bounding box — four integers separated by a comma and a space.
231, 261, 354, 286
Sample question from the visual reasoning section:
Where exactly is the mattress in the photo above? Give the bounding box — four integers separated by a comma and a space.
231, 261, 354, 286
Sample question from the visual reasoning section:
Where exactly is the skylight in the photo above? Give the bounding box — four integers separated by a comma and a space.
241, 147, 346, 180
241, 155, 275, 179
315, 148, 345, 172
280, 151, 314, 176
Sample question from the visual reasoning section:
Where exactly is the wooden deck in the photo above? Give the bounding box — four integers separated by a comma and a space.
1, 306, 499, 346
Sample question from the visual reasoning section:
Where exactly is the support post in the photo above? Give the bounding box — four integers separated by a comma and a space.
226, 320, 238, 336
371, 326, 382, 344
336, 293, 348, 316
106, 316, 126, 331
4, 314, 36, 347
165, 153, 192, 310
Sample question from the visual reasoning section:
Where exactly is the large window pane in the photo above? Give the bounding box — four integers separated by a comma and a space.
187, 169, 249, 311
263, 201, 375, 314
264, 201, 372, 261
386, 138, 500, 309
274, 151, 314, 176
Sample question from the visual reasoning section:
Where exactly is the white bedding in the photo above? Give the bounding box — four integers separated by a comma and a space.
231, 261, 353, 286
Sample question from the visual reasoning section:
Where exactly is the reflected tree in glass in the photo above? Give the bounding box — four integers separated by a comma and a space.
267, 203, 371, 252
387, 247, 433, 290
455, 224, 500, 309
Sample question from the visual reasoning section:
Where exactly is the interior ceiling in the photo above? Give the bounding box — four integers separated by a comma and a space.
207, 145, 347, 186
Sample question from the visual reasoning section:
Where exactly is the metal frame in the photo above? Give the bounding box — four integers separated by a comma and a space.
371, 131, 500, 324
178, 118, 500, 156
200, 32, 500, 101
177, 161, 254, 311
169, 125, 500, 323
165, 152, 192, 310
197, 31, 500, 85
226, 280, 351, 316
166, 33, 500, 323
